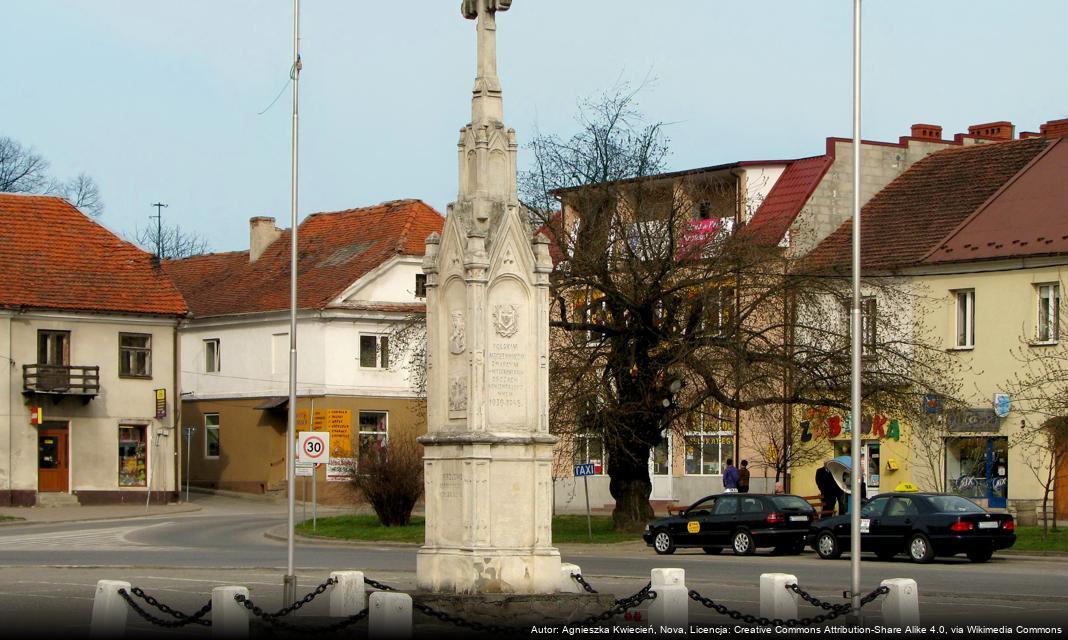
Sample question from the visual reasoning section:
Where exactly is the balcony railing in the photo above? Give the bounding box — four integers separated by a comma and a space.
23, 364, 100, 397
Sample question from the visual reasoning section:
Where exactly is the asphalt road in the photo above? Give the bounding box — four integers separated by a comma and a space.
0, 494, 1065, 636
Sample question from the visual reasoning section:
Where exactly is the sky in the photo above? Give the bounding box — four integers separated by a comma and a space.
5, 0, 1067, 254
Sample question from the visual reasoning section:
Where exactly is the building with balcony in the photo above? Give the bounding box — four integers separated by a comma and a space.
0, 194, 188, 506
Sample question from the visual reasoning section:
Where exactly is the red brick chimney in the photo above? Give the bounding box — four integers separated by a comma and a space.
910, 124, 943, 140
967, 121, 1015, 140
1040, 117, 1068, 139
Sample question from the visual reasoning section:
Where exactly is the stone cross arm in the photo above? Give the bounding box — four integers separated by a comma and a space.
462, 0, 512, 20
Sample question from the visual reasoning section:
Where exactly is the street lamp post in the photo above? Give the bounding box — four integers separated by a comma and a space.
849, 0, 864, 616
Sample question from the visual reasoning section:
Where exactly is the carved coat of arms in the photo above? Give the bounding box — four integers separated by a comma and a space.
492, 304, 519, 338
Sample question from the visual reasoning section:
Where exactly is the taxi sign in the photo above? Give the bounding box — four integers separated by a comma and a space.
687, 521, 700, 534
573, 463, 596, 477
297, 431, 330, 464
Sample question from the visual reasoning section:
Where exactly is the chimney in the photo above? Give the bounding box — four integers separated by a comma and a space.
1040, 117, 1068, 139
967, 121, 1015, 140
910, 123, 943, 140
250, 216, 282, 262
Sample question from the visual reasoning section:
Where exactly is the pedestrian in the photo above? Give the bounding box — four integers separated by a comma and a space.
737, 460, 750, 493
815, 465, 842, 516
722, 458, 739, 493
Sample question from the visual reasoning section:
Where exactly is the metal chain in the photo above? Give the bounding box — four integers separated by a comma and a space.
363, 577, 397, 592
575, 582, 658, 625
570, 573, 599, 594
129, 586, 213, 622
234, 593, 369, 634
117, 588, 211, 628
689, 584, 890, 628
787, 584, 890, 612
263, 576, 337, 618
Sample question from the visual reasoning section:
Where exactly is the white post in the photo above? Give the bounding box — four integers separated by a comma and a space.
559, 563, 584, 594
759, 573, 799, 621
329, 571, 367, 617
212, 586, 250, 639
648, 568, 688, 629
89, 579, 131, 638
369, 591, 413, 639
880, 578, 920, 626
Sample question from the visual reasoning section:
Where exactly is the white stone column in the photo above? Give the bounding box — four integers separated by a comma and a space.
369, 591, 412, 639
89, 579, 131, 638
211, 586, 249, 639
648, 568, 688, 628
328, 571, 366, 617
559, 563, 584, 594
759, 573, 799, 621
880, 578, 920, 626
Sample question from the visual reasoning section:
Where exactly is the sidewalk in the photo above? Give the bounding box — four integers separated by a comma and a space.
0, 500, 202, 525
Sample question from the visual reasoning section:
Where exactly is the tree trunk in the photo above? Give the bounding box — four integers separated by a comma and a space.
607, 442, 654, 533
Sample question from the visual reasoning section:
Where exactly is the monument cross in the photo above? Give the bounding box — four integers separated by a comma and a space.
463, 0, 511, 123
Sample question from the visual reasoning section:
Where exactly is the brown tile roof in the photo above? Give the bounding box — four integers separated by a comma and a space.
924, 137, 1068, 263
802, 137, 1054, 272
0, 194, 188, 316
743, 155, 833, 245
164, 199, 443, 317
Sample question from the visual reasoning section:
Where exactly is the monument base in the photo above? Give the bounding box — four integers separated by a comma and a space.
416, 547, 562, 594
413, 591, 618, 626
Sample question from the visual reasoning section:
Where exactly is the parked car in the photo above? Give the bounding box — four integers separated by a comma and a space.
643, 493, 815, 556
807, 492, 1015, 563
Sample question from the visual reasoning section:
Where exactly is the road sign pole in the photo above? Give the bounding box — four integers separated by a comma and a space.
312, 467, 318, 532
583, 475, 592, 542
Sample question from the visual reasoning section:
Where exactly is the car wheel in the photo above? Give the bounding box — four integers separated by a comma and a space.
966, 547, 993, 563
815, 531, 842, 559
653, 530, 676, 555
908, 534, 935, 563
875, 549, 898, 561
732, 530, 755, 556
702, 546, 723, 555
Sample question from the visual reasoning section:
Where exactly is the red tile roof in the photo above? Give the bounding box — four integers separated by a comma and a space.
924, 137, 1068, 263
802, 137, 1053, 272
0, 194, 188, 316
164, 199, 444, 317
743, 155, 833, 245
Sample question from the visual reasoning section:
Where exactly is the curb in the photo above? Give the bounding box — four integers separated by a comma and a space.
0, 502, 203, 526
264, 524, 421, 548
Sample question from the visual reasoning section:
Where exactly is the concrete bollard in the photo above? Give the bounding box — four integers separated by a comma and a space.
369, 591, 413, 639
648, 568, 688, 629
90, 579, 132, 638
212, 586, 250, 639
880, 578, 920, 626
329, 571, 366, 617
759, 573, 799, 621
559, 563, 584, 594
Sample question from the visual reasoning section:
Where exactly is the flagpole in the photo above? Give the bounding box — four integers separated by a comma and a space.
849, 0, 863, 616
284, 0, 302, 606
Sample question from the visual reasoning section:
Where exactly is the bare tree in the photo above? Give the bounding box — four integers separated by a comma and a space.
51, 172, 104, 218
133, 223, 210, 259
0, 137, 50, 194
521, 87, 962, 531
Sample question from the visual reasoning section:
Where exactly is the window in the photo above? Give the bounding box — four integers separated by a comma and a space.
740, 497, 765, 514
358, 411, 388, 462
712, 496, 739, 515
38, 330, 70, 365
1036, 283, 1060, 343
945, 436, 1007, 501
571, 433, 606, 475
204, 339, 220, 372
684, 401, 733, 475
861, 495, 890, 518
571, 289, 607, 345
953, 290, 975, 348
703, 285, 735, 337
886, 496, 919, 517
415, 273, 427, 298
204, 414, 220, 458
359, 335, 389, 369
118, 425, 147, 486
840, 296, 876, 354
119, 333, 152, 378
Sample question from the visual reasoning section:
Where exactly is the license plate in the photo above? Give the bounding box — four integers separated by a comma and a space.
978, 521, 998, 529
790, 515, 808, 522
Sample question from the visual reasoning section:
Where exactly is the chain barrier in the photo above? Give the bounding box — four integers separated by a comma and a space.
363, 576, 397, 592
234, 594, 369, 634
265, 576, 337, 618
688, 583, 890, 628
570, 573, 599, 594
576, 581, 657, 625
117, 588, 212, 628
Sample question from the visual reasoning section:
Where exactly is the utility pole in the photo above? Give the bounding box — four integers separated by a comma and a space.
150, 202, 168, 259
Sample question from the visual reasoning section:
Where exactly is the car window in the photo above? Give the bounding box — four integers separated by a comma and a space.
886, 497, 919, 516
740, 497, 765, 514
686, 497, 716, 514
861, 496, 890, 517
712, 496, 738, 515
926, 495, 985, 514
770, 495, 813, 511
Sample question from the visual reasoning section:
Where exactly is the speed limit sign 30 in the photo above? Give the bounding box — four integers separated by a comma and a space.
297, 431, 330, 465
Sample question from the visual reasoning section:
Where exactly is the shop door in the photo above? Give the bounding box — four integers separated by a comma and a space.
1055, 443, 1067, 521
650, 432, 673, 500
38, 425, 69, 492
986, 439, 1008, 509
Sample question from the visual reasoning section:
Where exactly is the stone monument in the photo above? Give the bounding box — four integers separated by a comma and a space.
417, 0, 561, 594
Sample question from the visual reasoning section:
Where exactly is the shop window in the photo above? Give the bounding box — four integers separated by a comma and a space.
119, 333, 152, 378
359, 335, 389, 369
1036, 283, 1060, 343
651, 435, 671, 475
118, 425, 147, 487
831, 441, 881, 493
945, 437, 1007, 505
685, 401, 733, 475
205, 414, 220, 458
358, 411, 388, 461
204, 338, 221, 372
953, 290, 975, 348
571, 433, 606, 475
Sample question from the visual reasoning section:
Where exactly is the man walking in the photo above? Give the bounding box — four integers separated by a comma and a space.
723, 458, 739, 493
737, 460, 751, 493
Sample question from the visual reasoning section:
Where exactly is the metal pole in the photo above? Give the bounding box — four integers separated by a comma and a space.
312, 467, 317, 532
284, 0, 301, 606
583, 475, 592, 542
849, 0, 863, 615
185, 427, 192, 503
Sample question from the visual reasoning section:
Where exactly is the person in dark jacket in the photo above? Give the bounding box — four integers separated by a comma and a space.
737, 460, 751, 493
815, 465, 843, 515
722, 458, 739, 492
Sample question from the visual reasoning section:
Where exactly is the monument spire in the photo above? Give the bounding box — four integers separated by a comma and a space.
464, 0, 510, 123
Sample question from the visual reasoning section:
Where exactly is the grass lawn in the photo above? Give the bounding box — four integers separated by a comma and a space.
0, 515, 22, 522
296, 514, 635, 545
1008, 526, 1068, 553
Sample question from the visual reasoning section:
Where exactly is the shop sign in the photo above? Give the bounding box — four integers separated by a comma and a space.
924, 394, 942, 414
155, 388, 167, 419
993, 394, 1011, 418
295, 409, 353, 457
947, 408, 1000, 433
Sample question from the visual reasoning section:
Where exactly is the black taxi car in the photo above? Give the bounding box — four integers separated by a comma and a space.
643, 493, 815, 555
807, 492, 1016, 563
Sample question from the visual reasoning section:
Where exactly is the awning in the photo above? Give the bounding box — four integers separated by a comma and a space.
253, 396, 288, 411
